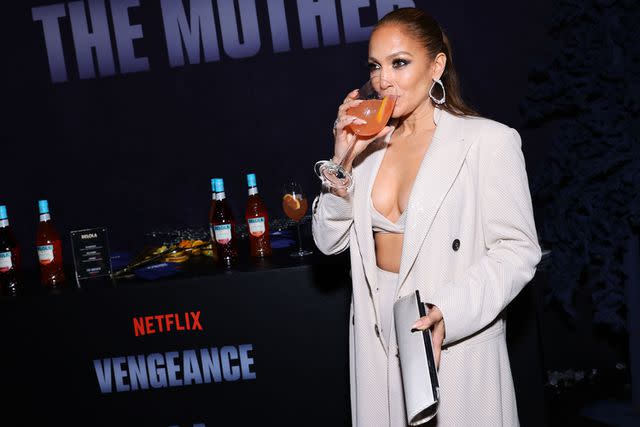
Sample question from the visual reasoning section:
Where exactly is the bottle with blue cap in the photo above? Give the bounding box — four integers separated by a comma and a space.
0, 205, 21, 296
211, 179, 238, 266
245, 173, 272, 257
36, 199, 66, 288
207, 178, 220, 261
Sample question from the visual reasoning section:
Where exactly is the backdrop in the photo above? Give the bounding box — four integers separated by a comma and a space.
4, 0, 553, 265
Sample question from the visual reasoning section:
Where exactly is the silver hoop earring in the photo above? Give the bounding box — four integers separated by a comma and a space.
429, 79, 446, 104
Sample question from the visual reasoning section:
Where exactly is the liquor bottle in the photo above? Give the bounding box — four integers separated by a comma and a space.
211, 179, 238, 266
36, 200, 65, 288
245, 173, 272, 258
0, 205, 21, 296
207, 178, 219, 261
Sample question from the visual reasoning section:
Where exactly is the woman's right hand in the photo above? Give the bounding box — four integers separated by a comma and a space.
333, 89, 395, 169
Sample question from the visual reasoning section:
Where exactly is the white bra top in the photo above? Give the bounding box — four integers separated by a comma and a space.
371, 198, 407, 234
370, 117, 409, 234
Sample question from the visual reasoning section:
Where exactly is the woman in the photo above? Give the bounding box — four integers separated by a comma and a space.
312, 7, 541, 427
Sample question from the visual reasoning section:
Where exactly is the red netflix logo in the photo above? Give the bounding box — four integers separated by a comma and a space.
133, 311, 203, 336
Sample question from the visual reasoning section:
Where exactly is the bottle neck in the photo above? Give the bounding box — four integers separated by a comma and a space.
39, 213, 51, 222
0, 219, 8, 228
248, 186, 258, 196
215, 192, 226, 201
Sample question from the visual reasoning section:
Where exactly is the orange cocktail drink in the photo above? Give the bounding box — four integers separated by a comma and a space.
347, 95, 397, 137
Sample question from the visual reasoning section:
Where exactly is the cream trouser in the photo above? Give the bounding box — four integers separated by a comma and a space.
376, 266, 399, 347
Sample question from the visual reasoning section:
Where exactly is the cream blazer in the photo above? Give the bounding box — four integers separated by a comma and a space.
312, 108, 542, 426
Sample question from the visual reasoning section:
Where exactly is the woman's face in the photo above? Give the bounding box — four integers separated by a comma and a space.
368, 24, 444, 118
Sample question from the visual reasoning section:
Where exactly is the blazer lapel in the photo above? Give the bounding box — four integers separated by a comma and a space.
353, 139, 387, 330
396, 109, 472, 295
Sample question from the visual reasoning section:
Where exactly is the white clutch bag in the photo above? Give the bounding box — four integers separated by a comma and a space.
393, 290, 440, 425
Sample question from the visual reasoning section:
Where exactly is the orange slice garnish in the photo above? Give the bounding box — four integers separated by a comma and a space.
376, 96, 389, 122
283, 193, 301, 210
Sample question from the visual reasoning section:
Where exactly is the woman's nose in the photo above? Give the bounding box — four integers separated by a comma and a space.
378, 73, 394, 93
378, 69, 390, 85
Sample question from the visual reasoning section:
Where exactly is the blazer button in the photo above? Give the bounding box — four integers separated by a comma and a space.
452, 239, 460, 251
374, 324, 380, 337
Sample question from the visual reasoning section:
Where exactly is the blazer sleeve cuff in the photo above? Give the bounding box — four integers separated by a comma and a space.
312, 185, 354, 220
425, 291, 465, 346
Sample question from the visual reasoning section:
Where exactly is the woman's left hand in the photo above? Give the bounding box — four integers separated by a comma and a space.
412, 305, 446, 368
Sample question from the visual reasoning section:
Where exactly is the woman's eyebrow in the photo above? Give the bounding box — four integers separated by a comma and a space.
368, 51, 414, 62
387, 51, 413, 59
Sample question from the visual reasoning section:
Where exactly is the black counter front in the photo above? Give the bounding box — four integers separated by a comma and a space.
0, 247, 546, 427
0, 251, 353, 426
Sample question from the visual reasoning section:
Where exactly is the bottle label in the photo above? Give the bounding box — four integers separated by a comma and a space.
248, 217, 266, 237
39, 214, 51, 222
0, 251, 12, 272
214, 224, 232, 244
0, 219, 8, 227
37, 245, 55, 265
